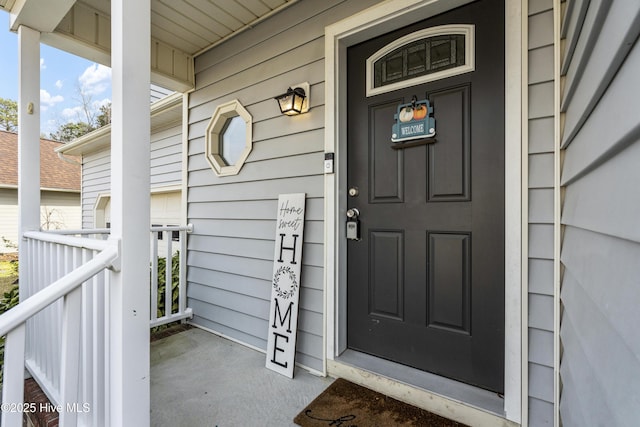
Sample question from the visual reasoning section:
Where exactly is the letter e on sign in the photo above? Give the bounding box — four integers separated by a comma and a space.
266, 193, 306, 377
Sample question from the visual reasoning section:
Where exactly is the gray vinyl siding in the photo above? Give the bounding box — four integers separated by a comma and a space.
527, 2, 555, 425
559, 1, 640, 426
150, 126, 183, 187
150, 84, 174, 103
81, 122, 183, 228
82, 148, 110, 228
187, 0, 378, 373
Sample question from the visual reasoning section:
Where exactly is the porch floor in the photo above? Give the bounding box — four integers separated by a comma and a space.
151, 326, 334, 427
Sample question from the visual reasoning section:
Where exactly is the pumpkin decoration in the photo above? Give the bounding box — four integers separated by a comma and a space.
412, 104, 428, 120
399, 107, 414, 123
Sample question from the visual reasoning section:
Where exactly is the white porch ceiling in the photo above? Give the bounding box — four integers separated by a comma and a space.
4, 0, 297, 91
0, 0, 16, 11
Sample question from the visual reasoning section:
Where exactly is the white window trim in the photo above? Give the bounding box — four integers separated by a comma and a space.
205, 99, 253, 176
94, 192, 111, 228
93, 185, 183, 228
366, 24, 475, 97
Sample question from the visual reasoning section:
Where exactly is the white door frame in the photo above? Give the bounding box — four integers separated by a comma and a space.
323, 0, 524, 423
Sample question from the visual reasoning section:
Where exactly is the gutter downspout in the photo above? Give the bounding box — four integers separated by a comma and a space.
57, 151, 82, 166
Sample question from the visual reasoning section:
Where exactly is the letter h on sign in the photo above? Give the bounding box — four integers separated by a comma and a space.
278, 233, 299, 264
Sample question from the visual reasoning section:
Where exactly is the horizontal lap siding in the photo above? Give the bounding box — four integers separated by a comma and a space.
82, 149, 110, 228
40, 191, 81, 231
1, 190, 81, 250
0, 189, 19, 251
559, 1, 640, 426
187, 0, 379, 373
150, 126, 183, 187
80, 123, 182, 228
528, 2, 555, 425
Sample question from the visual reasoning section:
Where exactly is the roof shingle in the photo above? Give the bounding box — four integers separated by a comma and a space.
0, 130, 81, 191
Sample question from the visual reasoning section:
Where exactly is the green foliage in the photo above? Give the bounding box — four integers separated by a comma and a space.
48, 99, 111, 142
0, 283, 19, 315
154, 251, 181, 318
96, 102, 112, 128
0, 282, 20, 385
49, 121, 95, 142
0, 97, 18, 132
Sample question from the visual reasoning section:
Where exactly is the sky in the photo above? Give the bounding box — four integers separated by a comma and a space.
0, 13, 112, 137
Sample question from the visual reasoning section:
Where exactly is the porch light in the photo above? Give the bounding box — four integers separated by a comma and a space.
274, 82, 310, 115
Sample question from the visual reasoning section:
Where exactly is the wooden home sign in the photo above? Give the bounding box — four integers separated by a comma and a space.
266, 193, 306, 378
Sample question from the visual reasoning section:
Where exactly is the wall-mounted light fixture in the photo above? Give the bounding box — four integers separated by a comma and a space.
274, 82, 310, 116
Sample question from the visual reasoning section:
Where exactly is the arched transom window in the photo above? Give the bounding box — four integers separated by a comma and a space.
366, 24, 475, 97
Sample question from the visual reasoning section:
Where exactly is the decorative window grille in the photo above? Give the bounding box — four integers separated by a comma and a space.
366, 25, 475, 97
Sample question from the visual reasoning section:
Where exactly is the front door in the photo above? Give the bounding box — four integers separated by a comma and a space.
346, 1, 505, 392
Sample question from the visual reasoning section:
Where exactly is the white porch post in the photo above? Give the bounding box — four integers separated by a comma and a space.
3, 24, 41, 427
17, 25, 40, 290
109, 0, 151, 425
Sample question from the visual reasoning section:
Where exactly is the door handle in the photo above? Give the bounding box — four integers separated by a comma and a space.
346, 208, 361, 240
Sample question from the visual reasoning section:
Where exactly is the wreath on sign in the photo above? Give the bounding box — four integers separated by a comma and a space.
273, 265, 298, 299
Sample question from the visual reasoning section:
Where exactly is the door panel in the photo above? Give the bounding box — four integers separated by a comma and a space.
427, 231, 471, 334
346, 0, 505, 392
369, 230, 404, 320
370, 100, 404, 203
428, 85, 470, 201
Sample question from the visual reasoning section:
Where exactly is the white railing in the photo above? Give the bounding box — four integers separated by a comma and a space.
0, 233, 120, 427
44, 225, 194, 328
0, 224, 192, 426
149, 224, 193, 327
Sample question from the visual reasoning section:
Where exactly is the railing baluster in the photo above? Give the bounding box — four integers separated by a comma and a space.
36, 240, 44, 377
1, 323, 26, 427
51, 242, 61, 392
25, 237, 33, 364
179, 228, 187, 316
93, 267, 106, 426
80, 247, 93, 427
165, 232, 172, 316
149, 225, 192, 327
59, 286, 82, 426
151, 234, 159, 323
103, 268, 111, 427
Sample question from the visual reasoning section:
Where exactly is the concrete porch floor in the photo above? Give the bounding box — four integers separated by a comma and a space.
151, 326, 334, 427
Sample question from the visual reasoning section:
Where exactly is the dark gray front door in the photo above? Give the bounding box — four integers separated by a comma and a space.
346, 1, 505, 393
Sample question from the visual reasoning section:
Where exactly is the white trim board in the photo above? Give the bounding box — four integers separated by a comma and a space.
323, 0, 524, 423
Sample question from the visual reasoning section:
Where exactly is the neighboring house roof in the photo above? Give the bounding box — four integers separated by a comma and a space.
0, 130, 81, 192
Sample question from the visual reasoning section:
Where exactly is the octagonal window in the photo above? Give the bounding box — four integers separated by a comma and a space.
205, 99, 252, 176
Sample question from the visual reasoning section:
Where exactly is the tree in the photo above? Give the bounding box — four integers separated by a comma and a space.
48, 93, 112, 142
96, 102, 111, 128
49, 121, 94, 142
0, 98, 18, 132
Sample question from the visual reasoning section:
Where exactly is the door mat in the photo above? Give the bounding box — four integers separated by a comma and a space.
294, 378, 469, 427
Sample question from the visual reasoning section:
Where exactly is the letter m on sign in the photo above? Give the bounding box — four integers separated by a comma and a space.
266, 193, 306, 377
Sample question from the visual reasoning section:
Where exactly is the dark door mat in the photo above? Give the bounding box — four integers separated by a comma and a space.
294, 378, 469, 427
